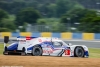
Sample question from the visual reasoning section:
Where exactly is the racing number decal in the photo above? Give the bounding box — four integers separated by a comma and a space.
65, 50, 70, 55
43, 48, 53, 54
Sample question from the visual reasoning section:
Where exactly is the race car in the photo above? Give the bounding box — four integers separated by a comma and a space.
3, 36, 89, 57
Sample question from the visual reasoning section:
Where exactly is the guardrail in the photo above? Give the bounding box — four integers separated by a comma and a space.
0, 32, 100, 40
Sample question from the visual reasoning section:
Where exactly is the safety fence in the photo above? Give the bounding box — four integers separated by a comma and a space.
0, 32, 100, 40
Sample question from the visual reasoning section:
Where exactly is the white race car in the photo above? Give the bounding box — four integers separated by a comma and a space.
3, 36, 89, 58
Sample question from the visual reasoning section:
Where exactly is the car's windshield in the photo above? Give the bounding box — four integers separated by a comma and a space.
60, 40, 68, 46
52, 41, 68, 46
52, 41, 62, 47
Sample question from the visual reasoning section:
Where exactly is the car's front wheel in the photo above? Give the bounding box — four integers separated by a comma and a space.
32, 46, 43, 56
74, 46, 84, 57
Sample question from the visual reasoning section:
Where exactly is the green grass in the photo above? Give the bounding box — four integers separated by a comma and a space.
0, 43, 100, 58
89, 48, 100, 58
0, 43, 9, 54
0, 43, 4, 54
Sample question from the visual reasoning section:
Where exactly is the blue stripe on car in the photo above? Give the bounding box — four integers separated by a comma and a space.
84, 51, 89, 56
27, 41, 68, 51
27, 46, 34, 50
27, 41, 53, 50
17, 36, 38, 38
7, 43, 18, 50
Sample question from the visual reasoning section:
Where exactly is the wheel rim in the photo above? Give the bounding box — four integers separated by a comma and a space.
76, 47, 84, 57
78, 49, 83, 56
34, 48, 40, 56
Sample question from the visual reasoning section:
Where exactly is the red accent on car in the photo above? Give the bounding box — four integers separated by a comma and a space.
65, 49, 70, 55
26, 36, 31, 40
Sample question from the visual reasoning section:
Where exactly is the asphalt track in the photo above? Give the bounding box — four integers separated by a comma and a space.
63, 40, 100, 48
0, 38, 100, 48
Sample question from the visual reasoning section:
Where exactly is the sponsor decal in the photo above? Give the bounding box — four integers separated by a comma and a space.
43, 47, 53, 54
43, 50, 53, 53
19, 40, 26, 44
19, 40, 26, 42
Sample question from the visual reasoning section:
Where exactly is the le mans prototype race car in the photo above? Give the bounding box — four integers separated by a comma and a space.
3, 36, 89, 58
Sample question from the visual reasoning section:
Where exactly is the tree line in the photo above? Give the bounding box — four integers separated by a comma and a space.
0, 0, 82, 17
0, 0, 100, 32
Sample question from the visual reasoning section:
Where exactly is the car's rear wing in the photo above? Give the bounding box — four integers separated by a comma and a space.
4, 36, 9, 48
4, 36, 38, 43
4, 36, 17, 48
4, 36, 38, 48
17, 36, 38, 40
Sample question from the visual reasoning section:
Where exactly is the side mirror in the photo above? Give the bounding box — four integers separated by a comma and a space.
4, 36, 9, 43
68, 43, 72, 46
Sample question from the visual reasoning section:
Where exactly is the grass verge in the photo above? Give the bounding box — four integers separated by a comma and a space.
89, 48, 100, 58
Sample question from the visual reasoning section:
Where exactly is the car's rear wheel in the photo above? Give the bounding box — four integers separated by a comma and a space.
32, 46, 43, 56
74, 46, 84, 57
3, 46, 8, 55
21, 47, 26, 56
3, 51, 8, 55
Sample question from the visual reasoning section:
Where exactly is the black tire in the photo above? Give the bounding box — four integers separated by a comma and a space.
3, 51, 8, 55
22, 47, 26, 52
74, 46, 84, 57
32, 46, 43, 56
21, 47, 26, 56
3, 51, 6, 55
3, 46, 8, 55
21, 52, 26, 56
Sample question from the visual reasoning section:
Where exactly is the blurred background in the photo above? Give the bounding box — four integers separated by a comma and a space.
0, 0, 100, 40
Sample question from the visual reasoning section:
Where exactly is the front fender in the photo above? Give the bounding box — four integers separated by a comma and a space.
69, 45, 89, 57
